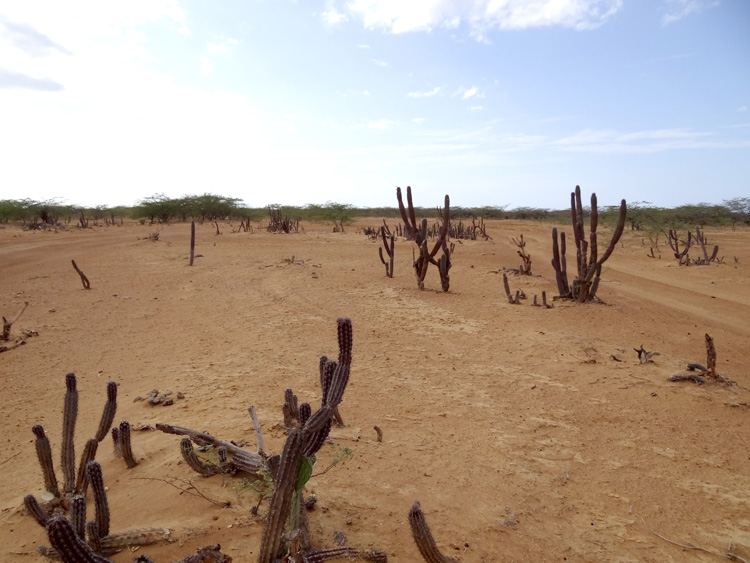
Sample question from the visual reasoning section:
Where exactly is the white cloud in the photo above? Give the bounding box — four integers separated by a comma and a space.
363, 89, 371, 96
737, 106, 748, 113
200, 55, 212, 76
369, 118, 394, 129
469, 105, 484, 111
661, 0, 719, 25
462, 86, 478, 99
407, 86, 441, 98
206, 38, 238, 53
552, 127, 748, 154
357, 43, 370, 49
371, 58, 388, 67
412, 117, 426, 123
322, 8, 348, 24
340, 0, 623, 37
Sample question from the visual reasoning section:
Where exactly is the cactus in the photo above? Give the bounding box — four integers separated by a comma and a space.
396, 186, 452, 291
119, 420, 138, 468
111, 427, 122, 458
94, 382, 117, 442
408, 501, 458, 563
62, 373, 79, 494
46, 517, 111, 563
32, 424, 59, 497
551, 186, 626, 302
378, 224, 395, 278
302, 547, 388, 562
258, 429, 304, 563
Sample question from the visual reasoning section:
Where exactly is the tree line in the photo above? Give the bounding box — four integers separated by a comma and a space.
1, 193, 748, 230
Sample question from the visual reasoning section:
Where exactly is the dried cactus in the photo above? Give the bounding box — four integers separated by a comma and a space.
670, 333, 734, 386
551, 186, 626, 302
408, 501, 458, 563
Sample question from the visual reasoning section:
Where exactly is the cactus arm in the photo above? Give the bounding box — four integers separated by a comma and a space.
86, 461, 109, 538
94, 382, 117, 442
23, 494, 50, 527
119, 421, 138, 469
32, 425, 60, 497
408, 501, 458, 563
74, 439, 99, 495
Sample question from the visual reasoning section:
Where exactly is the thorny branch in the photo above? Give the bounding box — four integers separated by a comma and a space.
641, 517, 748, 563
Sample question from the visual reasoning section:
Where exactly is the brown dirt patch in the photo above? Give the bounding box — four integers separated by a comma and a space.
1, 218, 748, 562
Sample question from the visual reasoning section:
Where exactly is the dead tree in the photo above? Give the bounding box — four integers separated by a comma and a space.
551, 186, 626, 303
189, 220, 196, 266
396, 186, 451, 291
267, 207, 299, 233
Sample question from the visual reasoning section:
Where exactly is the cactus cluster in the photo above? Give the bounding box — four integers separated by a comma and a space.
378, 221, 395, 278
551, 186, 626, 303
396, 186, 452, 292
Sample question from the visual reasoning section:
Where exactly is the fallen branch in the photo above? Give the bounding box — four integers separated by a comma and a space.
641, 517, 748, 563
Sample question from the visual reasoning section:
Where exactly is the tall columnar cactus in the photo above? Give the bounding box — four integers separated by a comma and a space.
551, 186, 626, 303
396, 186, 451, 291
61, 373, 79, 494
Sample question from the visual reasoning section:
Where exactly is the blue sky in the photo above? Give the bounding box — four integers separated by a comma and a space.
1, 0, 748, 210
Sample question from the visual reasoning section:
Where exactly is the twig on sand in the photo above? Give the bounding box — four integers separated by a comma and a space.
132, 477, 230, 508
641, 517, 748, 562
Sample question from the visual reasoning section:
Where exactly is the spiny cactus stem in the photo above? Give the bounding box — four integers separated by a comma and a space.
258, 429, 304, 563
46, 517, 111, 563
70, 494, 87, 540
62, 372, 79, 494
86, 461, 110, 538
119, 420, 138, 468
32, 424, 60, 497
408, 501, 458, 563
94, 382, 117, 442
75, 439, 99, 495
23, 494, 49, 527
86, 520, 103, 555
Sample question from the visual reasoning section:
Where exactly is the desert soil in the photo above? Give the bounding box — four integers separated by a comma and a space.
0, 217, 748, 563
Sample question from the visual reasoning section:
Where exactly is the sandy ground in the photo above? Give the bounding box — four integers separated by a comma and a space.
0, 217, 748, 563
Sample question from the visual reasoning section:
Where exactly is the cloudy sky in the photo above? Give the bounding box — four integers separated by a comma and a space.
1, 0, 748, 209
